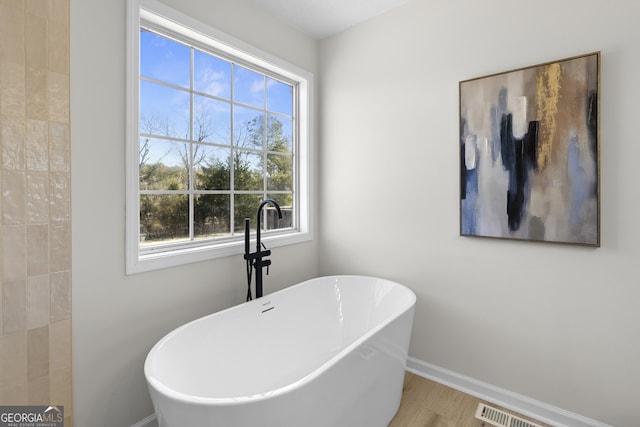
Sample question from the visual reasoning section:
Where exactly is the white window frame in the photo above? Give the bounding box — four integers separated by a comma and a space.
126, 0, 313, 274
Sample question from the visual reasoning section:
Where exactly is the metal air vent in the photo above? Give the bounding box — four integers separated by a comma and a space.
475, 403, 544, 427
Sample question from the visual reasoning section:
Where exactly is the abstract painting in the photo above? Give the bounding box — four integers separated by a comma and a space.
460, 52, 599, 246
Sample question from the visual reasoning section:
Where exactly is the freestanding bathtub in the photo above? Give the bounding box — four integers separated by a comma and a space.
144, 275, 416, 427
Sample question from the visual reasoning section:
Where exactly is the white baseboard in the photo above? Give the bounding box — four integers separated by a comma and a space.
131, 414, 157, 427
406, 357, 612, 427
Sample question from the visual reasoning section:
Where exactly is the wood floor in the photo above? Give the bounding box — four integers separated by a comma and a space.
389, 372, 552, 427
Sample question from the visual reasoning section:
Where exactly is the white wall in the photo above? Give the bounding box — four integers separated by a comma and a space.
319, 1, 640, 426
70, 0, 318, 425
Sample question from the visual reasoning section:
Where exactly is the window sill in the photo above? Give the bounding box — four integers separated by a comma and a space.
126, 231, 312, 275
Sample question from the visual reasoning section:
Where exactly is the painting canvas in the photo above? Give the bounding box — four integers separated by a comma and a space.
459, 52, 600, 246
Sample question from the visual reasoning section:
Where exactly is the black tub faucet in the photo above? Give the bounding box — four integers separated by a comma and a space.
244, 199, 283, 300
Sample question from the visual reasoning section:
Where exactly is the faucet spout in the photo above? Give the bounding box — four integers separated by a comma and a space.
256, 199, 282, 253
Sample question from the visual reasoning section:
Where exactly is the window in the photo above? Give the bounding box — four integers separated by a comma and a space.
126, 0, 312, 274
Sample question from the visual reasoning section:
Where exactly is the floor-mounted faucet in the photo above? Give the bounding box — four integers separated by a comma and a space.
244, 199, 282, 300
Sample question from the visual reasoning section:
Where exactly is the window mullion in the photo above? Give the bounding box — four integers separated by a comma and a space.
189, 47, 195, 241
229, 64, 236, 236
263, 77, 268, 212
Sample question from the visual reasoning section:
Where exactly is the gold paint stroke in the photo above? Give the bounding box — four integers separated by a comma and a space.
535, 63, 562, 168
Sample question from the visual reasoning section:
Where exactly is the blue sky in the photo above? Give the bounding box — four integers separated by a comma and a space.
139, 29, 293, 170
139, 29, 293, 131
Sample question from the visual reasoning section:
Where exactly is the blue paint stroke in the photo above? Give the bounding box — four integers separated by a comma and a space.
567, 135, 588, 225
461, 165, 478, 235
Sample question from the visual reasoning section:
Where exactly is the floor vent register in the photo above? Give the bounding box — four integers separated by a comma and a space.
475, 403, 544, 427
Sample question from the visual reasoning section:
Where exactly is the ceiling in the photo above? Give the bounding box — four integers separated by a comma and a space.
250, 0, 411, 40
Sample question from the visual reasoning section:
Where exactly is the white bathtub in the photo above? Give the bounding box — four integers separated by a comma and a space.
144, 275, 416, 427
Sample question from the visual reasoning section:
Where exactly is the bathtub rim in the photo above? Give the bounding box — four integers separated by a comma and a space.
144, 274, 416, 406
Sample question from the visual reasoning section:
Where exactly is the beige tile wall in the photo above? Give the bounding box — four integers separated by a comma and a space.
0, 0, 71, 425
